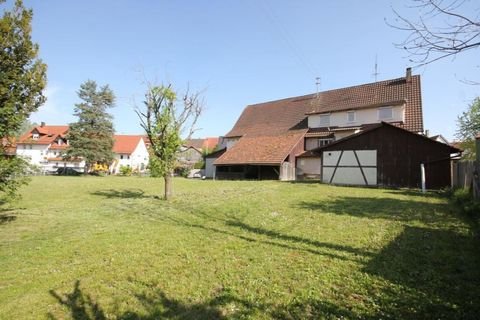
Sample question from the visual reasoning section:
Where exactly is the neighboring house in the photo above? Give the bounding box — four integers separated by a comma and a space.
213, 68, 458, 188
16, 123, 85, 173
111, 135, 149, 174
177, 137, 220, 169
16, 124, 149, 174
177, 145, 203, 168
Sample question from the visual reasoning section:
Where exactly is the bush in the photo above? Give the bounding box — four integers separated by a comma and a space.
119, 165, 132, 176
193, 160, 205, 169
177, 167, 189, 178
450, 188, 480, 217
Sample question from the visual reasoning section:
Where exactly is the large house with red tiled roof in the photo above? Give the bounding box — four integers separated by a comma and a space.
211, 69, 459, 188
16, 123, 84, 172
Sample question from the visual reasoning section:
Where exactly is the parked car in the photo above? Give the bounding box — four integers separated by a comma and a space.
56, 167, 82, 176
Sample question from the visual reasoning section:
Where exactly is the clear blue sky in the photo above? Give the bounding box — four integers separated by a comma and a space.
12, 0, 480, 140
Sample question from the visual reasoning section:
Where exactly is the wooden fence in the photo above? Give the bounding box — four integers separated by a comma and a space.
452, 160, 479, 198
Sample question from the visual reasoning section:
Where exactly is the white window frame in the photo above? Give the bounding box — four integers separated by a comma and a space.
32, 133, 39, 140
347, 111, 356, 123
378, 107, 393, 120
319, 114, 330, 127
317, 138, 334, 147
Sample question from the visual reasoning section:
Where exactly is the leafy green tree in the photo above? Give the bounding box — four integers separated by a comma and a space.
137, 84, 203, 200
456, 97, 480, 160
0, 0, 47, 203
66, 80, 115, 173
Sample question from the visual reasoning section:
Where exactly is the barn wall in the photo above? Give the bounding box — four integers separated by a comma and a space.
321, 125, 454, 189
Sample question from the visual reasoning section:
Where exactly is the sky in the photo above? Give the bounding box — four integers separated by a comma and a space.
9, 0, 480, 140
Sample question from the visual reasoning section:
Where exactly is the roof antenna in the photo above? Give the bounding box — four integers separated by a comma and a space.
372, 55, 380, 82
315, 77, 321, 97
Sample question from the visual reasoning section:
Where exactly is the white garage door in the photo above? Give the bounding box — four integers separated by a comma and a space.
322, 150, 377, 186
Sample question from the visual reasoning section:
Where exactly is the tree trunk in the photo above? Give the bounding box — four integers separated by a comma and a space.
164, 173, 173, 200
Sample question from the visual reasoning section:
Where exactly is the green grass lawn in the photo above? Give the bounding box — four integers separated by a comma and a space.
0, 176, 479, 319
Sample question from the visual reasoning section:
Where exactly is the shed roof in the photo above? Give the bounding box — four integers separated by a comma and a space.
299, 122, 460, 157
215, 130, 306, 165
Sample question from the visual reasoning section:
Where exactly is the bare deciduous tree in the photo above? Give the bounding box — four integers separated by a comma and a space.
136, 83, 203, 200
389, 0, 480, 67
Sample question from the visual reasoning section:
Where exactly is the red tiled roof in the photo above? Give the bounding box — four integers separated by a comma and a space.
215, 130, 306, 165
18, 125, 69, 145
225, 74, 423, 138
203, 137, 219, 150
184, 139, 204, 150
306, 75, 423, 133
184, 137, 220, 151
113, 135, 143, 154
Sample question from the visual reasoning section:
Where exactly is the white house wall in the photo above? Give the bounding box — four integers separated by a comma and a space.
297, 157, 321, 177
225, 137, 240, 149
112, 139, 149, 174
308, 105, 405, 128
205, 158, 216, 178
130, 139, 149, 170
16, 144, 48, 166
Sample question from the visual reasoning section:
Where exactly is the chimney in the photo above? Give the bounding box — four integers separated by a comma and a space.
40, 121, 45, 127
406, 67, 412, 83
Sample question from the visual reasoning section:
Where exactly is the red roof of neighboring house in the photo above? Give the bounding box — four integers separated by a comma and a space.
203, 137, 219, 150
215, 130, 306, 165
113, 135, 143, 154
183, 137, 220, 151
18, 125, 69, 145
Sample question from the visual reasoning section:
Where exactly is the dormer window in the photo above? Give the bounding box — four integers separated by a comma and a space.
57, 139, 62, 145
378, 107, 393, 120
32, 133, 39, 140
319, 114, 330, 127
347, 111, 356, 123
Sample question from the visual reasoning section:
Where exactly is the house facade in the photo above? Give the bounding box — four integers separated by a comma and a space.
16, 124, 85, 173
111, 135, 149, 174
212, 69, 459, 188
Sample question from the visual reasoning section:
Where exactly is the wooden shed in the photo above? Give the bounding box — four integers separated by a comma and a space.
300, 122, 460, 189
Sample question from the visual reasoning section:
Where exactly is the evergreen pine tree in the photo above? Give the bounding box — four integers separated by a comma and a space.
66, 80, 115, 173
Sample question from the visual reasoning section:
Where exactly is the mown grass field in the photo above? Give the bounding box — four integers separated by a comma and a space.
0, 176, 479, 319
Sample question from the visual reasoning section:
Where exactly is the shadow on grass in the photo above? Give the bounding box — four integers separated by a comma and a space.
296, 196, 452, 223
48, 280, 106, 320
225, 219, 374, 258
91, 189, 160, 200
0, 206, 22, 225
49, 280, 359, 319
0, 214, 16, 225
363, 226, 480, 318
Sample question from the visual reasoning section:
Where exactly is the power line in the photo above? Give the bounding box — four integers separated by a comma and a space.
257, 0, 319, 79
